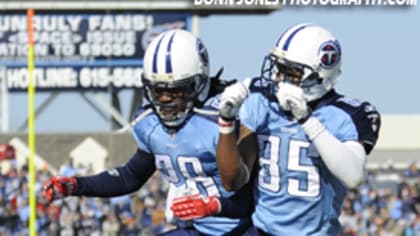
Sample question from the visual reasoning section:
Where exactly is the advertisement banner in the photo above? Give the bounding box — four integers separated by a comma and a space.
0, 12, 191, 91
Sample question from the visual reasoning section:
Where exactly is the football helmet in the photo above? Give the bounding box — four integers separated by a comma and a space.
142, 29, 210, 128
261, 23, 342, 101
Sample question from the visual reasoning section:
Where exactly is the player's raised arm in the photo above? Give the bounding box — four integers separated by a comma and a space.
216, 78, 258, 191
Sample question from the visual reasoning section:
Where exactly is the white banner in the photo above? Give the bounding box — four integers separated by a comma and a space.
0, 12, 190, 91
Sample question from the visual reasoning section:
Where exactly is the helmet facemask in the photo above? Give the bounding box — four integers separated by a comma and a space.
261, 54, 326, 101
143, 74, 208, 128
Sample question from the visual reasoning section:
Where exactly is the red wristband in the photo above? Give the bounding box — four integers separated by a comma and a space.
218, 118, 235, 134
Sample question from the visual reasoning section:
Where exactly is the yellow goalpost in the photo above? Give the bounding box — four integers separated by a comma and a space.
27, 9, 37, 236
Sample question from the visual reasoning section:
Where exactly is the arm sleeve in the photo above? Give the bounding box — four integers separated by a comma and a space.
73, 149, 156, 197
302, 117, 367, 188
301, 100, 381, 188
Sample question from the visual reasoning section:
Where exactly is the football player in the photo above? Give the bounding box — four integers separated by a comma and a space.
43, 29, 253, 236
214, 23, 382, 235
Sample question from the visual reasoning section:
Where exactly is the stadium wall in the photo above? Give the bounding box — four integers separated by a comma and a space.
368, 114, 420, 169
0, 115, 419, 172
0, 132, 137, 174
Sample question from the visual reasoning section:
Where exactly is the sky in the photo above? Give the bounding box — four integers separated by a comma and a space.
6, 5, 420, 132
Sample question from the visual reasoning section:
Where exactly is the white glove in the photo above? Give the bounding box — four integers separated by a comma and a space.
219, 78, 251, 121
276, 82, 311, 123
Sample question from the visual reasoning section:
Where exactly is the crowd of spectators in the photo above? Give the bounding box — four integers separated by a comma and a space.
1, 156, 420, 236
340, 162, 420, 236
0, 158, 174, 236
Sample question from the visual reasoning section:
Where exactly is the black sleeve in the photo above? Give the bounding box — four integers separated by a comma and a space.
333, 96, 381, 155
73, 149, 156, 197
350, 102, 381, 155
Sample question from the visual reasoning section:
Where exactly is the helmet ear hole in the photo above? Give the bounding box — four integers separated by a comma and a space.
307, 72, 322, 84
317, 77, 323, 84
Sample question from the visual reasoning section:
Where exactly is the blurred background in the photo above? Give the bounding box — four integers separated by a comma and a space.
0, 0, 419, 235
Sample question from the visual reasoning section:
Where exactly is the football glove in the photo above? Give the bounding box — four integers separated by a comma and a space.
276, 82, 312, 123
219, 78, 252, 121
170, 194, 221, 221
43, 176, 78, 203
219, 78, 251, 134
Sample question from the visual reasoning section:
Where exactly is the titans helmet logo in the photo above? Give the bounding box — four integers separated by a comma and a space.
318, 40, 341, 69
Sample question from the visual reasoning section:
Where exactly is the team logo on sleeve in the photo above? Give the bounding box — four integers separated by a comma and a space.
107, 168, 120, 176
318, 40, 341, 69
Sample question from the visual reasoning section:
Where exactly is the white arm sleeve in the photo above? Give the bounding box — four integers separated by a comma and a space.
301, 117, 367, 188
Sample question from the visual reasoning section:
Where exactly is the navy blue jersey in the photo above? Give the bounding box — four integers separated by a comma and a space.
239, 90, 380, 236
132, 96, 249, 236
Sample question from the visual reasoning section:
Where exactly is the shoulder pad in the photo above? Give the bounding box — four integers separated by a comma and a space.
333, 96, 381, 154
193, 95, 219, 124
204, 95, 221, 111
131, 106, 154, 127
336, 97, 364, 107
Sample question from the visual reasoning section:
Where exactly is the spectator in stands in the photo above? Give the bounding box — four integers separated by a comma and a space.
1, 153, 420, 235
102, 214, 120, 236
404, 162, 420, 179
59, 159, 77, 177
